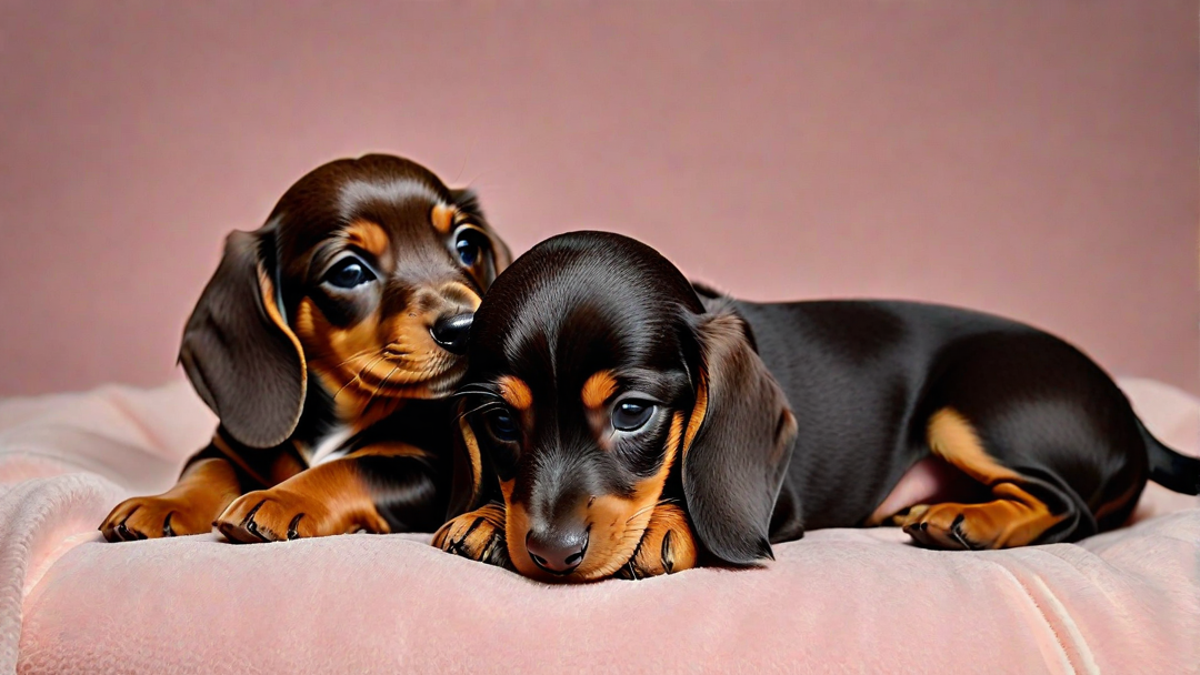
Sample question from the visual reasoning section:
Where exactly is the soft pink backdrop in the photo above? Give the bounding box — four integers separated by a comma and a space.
0, 1, 1196, 397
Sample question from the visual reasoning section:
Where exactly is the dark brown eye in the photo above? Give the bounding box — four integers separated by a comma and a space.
324, 256, 376, 289
612, 400, 655, 432
486, 409, 519, 442
454, 226, 490, 267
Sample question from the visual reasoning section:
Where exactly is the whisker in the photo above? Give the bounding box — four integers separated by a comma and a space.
332, 353, 388, 402
451, 386, 503, 400
360, 363, 401, 415
455, 400, 503, 422
624, 502, 659, 525
330, 346, 381, 371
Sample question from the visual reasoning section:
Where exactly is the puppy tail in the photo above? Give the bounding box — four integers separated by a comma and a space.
1142, 421, 1200, 495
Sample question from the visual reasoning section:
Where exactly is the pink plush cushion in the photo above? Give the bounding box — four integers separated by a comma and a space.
3, 378, 1198, 674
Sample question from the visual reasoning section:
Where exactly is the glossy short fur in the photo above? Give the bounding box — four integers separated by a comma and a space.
101, 154, 509, 543
437, 231, 1199, 581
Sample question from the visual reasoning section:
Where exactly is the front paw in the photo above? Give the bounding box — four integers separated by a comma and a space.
433, 503, 510, 568
215, 488, 387, 543
615, 503, 698, 579
100, 494, 221, 542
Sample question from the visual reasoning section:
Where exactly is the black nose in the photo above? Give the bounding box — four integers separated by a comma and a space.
430, 313, 473, 355
525, 528, 588, 575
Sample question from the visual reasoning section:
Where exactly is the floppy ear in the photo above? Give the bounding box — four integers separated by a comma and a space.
681, 306, 798, 566
446, 404, 487, 519
451, 187, 512, 274
178, 227, 307, 449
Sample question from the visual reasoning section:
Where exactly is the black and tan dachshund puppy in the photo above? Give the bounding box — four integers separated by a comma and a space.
435, 231, 1200, 582
101, 154, 510, 543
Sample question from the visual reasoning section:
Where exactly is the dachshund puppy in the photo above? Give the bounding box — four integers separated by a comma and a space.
101, 154, 509, 543
435, 231, 1200, 582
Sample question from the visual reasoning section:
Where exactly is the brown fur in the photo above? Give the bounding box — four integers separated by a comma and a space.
100, 154, 510, 543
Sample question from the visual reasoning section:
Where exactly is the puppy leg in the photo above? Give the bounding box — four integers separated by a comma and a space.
215, 444, 439, 542
433, 502, 510, 569
615, 503, 698, 579
895, 407, 1074, 550
100, 458, 240, 541
898, 485, 1064, 550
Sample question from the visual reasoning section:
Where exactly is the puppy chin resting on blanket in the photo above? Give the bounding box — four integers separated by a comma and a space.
436, 231, 1200, 583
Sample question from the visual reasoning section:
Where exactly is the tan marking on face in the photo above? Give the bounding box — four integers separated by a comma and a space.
581, 370, 618, 410
343, 220, 391, 261
431, 204, 458, 234
497, 375, 533, 412
505, 412, 686, 581
439, 281, 483, 312
294, 296, 462, 424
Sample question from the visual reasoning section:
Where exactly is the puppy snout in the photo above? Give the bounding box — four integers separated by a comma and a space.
430, 312, 473, 355
525, 526, 589, 575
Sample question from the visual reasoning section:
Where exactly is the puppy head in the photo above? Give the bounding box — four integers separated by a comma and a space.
455, 231, 796, 582
180, 154, 511, 448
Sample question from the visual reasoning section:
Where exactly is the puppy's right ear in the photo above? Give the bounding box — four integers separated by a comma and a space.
179, 227, 307, 449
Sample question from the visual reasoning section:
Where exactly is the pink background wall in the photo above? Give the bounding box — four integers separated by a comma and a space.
1, 1, 1196, 397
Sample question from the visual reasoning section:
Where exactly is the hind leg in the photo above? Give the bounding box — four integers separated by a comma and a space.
892, 333, 1147, 549
895, 408, 1071, 549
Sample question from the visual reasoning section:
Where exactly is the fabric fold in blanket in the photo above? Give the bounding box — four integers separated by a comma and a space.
1, 377, 1197, 674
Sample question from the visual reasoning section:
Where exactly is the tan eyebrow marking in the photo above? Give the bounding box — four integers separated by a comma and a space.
581, 370, 618, 410
497, 375, 533, 412
431, 204, 458, 234
343, 220, 389, 258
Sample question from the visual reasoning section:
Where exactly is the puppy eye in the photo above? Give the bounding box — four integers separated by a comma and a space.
485, 409, 519, 443
324, 257, 376, 289
612, 400, 655, 432
454, 226, 490, 267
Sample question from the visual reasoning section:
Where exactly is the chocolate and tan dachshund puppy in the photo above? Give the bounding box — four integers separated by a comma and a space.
435, 231, 1200, 582
101, 154, 509, 543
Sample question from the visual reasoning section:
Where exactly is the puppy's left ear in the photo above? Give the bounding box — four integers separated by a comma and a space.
681, 305, 797, 566
451, 188, 512, 274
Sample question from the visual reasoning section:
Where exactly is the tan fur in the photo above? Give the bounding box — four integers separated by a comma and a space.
432, 502, 507, 562
215, 446, 418, 542
344, 220, 392, 264
99, 458, 241, 540
497, 375, 533, 412
899, 407, 1064, 549
430, 204, 458, 234
581, 370, 618, 410
294, 296, 462, 423
621, 503, 698, 578
506, 412, 686, 581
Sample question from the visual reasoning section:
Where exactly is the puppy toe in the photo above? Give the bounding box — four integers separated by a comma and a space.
216, 490, 339, 543
216, 493, 276, 543
101, 496, 209, 542
434, 504, 509, 568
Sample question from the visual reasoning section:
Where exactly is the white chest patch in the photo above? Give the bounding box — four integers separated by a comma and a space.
308, 426, 354, 467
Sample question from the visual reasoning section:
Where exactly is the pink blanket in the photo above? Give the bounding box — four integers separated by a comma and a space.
3, 378, 1197, 674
